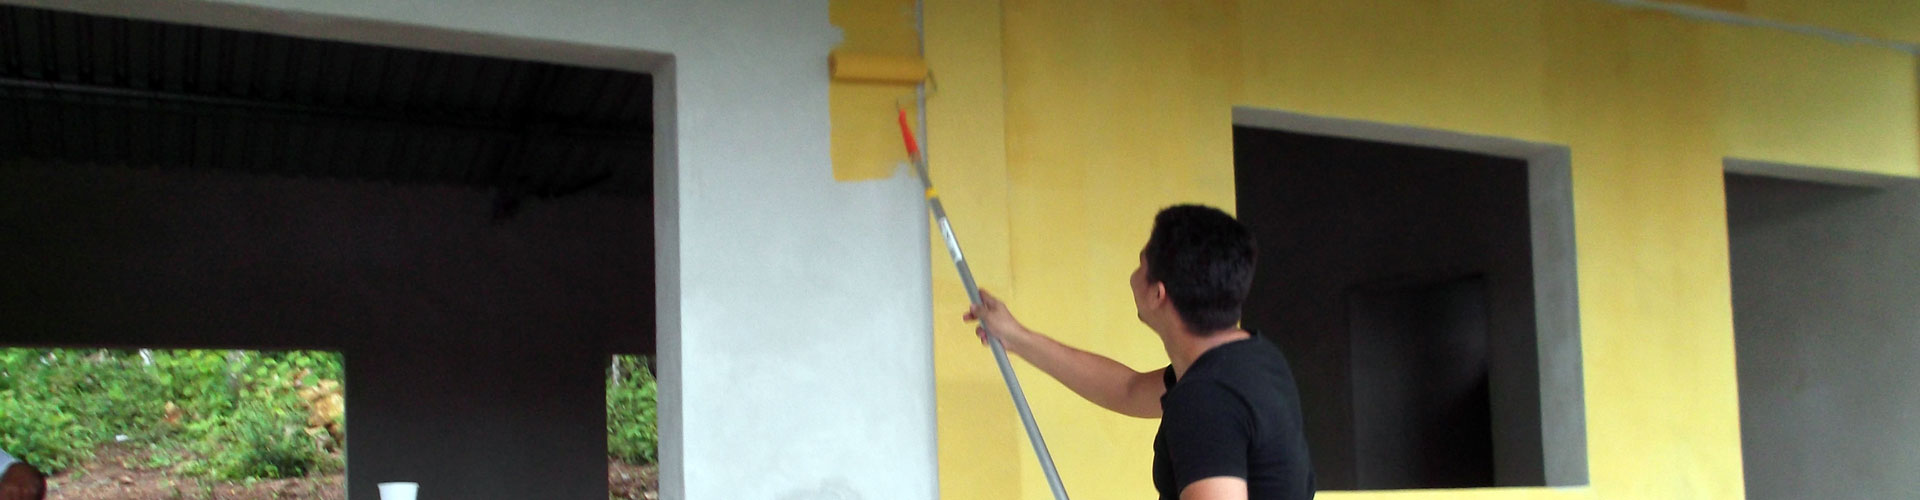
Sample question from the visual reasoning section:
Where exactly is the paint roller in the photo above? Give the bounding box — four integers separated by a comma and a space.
831, 51, 1072, 500
828, 53, 929, 85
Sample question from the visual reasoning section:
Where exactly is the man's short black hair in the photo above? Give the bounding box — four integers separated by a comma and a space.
1143, 204, 1258, 334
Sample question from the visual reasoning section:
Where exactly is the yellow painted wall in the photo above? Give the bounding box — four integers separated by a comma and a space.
836, 0, 1919, 498
828, 0, 921, 181
1709, 24, 1918, 175
1663, 0, 1920, 46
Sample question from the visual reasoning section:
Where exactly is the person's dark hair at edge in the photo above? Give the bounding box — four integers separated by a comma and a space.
1143, 204, 1258, 333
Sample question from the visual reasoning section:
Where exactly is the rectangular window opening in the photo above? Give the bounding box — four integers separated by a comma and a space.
0, 4, 664, 498
1232, 108, 1587, 490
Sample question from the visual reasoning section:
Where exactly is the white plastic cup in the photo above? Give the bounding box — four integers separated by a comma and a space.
379, 482, 420, 500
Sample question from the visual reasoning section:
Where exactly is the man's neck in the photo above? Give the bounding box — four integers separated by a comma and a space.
1163, 325, 1250, 379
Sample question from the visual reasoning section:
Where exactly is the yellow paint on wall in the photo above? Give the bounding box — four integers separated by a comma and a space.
1000, 3, 1241, 497
1662, 0, 1749, 12
1708, 24, 1920, 176
849, 0, 1920, 498
829, 0, 920, 181
1652, 0, 1920, 46
922, 0, 1024, 498
1236, 0, 1554, 142
1742, 0, 1920, 46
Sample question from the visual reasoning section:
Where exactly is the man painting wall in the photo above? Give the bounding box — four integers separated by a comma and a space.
964, 205, 1315, 500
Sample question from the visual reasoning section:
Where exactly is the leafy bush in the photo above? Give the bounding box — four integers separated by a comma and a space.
3, 348, 660, 480
0, 349, 344, 478
202, 395, 319, 480
0, 349, 160, 472
607, 355, 658, 464
0, 392, 95, 472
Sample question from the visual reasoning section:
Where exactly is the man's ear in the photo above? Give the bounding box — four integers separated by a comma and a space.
1150, 282, 1169, 307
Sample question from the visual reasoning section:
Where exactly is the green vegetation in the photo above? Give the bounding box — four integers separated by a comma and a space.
0, 349, 344, 479
607, 355, 659, 465
0, 349, 661, 485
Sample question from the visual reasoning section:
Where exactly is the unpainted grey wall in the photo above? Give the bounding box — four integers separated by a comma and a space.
1233, 126, 1542, 489
0, 164, 652, 499
1726, 173, 1920, 500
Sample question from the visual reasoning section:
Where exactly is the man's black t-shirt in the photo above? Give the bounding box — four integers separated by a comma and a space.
1153, 334, 1313, 499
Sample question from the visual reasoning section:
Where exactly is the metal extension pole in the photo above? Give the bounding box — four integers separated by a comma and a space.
898, 109, 1070, 500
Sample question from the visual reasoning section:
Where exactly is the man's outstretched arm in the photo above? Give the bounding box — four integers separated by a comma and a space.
965, 289, 1166, 418
1181, 477, 1249, 500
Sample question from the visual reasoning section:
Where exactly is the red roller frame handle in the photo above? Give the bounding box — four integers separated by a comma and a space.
897, 107, 921, 158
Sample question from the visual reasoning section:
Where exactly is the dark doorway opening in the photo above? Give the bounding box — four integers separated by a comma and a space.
0, 4, 655, 499
1725, 169, 1920, 500
1233, 126, 1544, 490
1347, 275, 1495, 489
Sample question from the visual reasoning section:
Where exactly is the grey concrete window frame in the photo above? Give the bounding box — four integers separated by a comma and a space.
1232, 107, 1589, 488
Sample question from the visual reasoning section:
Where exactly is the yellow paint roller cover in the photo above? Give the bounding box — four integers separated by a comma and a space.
830, 52, 929, 85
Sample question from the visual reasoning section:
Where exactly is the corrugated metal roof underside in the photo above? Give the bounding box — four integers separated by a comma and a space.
0, 4, 652, 197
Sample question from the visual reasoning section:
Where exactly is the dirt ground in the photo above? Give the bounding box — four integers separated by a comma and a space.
46, 444, 342, 500
608, 460, 660, 500
45, 444, 659, 500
